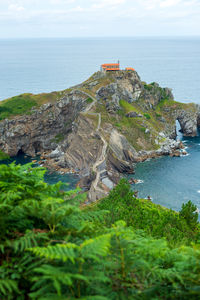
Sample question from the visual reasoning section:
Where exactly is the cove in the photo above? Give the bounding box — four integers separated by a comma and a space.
2, 134, 200, 213
0, 153, 79, 191
128, 134, 200, 213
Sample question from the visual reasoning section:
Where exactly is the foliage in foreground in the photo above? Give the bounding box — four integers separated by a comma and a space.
0, 163, 200, 299
97, 179, 199, 246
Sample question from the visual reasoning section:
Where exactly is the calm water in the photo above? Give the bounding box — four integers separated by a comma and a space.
0, 37, 200, 103
0, 154, 79, 191
129, 135, 200, 212
0, 37, 200, 211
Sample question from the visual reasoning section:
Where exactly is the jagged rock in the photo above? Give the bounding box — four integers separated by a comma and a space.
78, 172, 96, 190
109, 129, 138, 163
175, 109, 198, 136
126, 112, 143, 118
170, 151, 181, 157
0, 69, 199, 200
0, 90, 89, 156
108, 150, 135, 174
48, 146, 64, 159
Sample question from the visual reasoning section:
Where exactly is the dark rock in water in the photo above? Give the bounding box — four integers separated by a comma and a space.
170, 151, 181, 157
78, 172, 96, 190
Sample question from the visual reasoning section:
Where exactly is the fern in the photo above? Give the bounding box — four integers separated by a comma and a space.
11, 230, 49, 252
0, 279, 19, 297
29, 243, 78, 263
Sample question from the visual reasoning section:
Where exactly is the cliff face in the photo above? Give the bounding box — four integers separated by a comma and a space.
0, 90, 89, 156
0, 70, 199, 199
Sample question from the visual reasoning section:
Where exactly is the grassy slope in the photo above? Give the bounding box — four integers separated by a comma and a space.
0, 89, 71, 121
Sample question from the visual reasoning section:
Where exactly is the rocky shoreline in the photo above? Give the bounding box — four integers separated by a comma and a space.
0, 70, 199, 200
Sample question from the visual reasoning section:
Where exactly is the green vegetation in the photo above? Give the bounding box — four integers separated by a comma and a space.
97, 101, 159, 151
144, 113, 151, 120
119, 99, 142, 114
144, 83, 153, 91
0, 90, 64, 121
86, 97, 93, 104
97, 179, 200, 246
1, 163, 200, 299
0, 94, 38, 120
0, 150, 10, 160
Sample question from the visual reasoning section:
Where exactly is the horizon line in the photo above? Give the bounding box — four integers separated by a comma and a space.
0, 35, 200, 40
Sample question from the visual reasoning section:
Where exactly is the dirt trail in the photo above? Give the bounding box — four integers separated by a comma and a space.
75, 89, 108, 198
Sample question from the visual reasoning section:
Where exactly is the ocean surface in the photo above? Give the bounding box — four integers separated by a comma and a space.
0, 37, 200, 103
0, 154, 79, 191
0, 37, 200, 212
129, 135, 200, 213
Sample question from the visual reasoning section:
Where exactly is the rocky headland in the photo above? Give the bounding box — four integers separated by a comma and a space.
0, 70, 200, 200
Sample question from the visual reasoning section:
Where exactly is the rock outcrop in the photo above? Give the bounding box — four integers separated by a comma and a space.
0, 69, 199, 200
0, 90, 89, 157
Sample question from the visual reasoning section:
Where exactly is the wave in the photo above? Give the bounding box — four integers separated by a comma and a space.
135, 179, 144, 184
180, 153, 190, 157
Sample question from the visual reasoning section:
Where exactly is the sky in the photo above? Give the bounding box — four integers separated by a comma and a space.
0, 0, 200, 38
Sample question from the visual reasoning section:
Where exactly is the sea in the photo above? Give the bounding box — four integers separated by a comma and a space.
0, 37, 200, 212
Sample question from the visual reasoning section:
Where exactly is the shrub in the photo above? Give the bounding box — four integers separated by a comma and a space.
144, 113, 151, 120
1, 166, 200, 299
180, 200, 199, 230
97, 179, 200, 246
86, 97, 93, 104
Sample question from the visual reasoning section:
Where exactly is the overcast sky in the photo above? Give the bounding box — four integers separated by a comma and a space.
0, 0, 200, 38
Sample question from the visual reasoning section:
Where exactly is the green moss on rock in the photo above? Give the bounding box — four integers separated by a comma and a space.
0, 150, 10, 160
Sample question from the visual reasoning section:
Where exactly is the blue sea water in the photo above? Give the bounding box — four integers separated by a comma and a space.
0, 153, 79, 191
0, 37, 200, 103
0, 37, 200, 211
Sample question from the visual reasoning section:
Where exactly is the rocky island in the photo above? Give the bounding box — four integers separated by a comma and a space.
0, 69, 200, 200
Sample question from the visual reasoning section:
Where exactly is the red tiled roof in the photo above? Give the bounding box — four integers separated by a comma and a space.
126, 67, 135, 71
102, 63, 119, 67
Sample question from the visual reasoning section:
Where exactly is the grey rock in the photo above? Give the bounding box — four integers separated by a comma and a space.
126, 112, 143, 118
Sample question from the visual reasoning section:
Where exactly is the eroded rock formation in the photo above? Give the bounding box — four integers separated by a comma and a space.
0, 70, 199, 200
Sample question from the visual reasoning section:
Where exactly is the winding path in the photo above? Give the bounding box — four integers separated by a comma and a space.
74, 89, 108, 199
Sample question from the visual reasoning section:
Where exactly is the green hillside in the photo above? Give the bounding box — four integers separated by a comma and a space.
0, 162, 200, 299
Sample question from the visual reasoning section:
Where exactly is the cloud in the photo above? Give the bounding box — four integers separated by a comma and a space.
92, 0, 126, 9
0, 0, 199, 37
50, 0, 75, 4
8, 3, 25, 12
160, 0, 181, 8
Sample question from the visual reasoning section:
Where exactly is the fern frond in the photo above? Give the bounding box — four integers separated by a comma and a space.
9, 230, 49, 252
0, 279, 19, 296
29, 243, 78, 263
0, 244, 5, 253
80, 234, 111, 260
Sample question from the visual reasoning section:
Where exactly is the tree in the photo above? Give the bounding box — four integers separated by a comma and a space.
180, 200, 199, 230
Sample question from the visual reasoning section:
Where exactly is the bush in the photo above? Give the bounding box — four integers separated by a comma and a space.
86, 97, 93, 104
144, 113, 151, 120
180, 200, 199, 230
97, 179, 200, 246
1, 166, 200, 299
